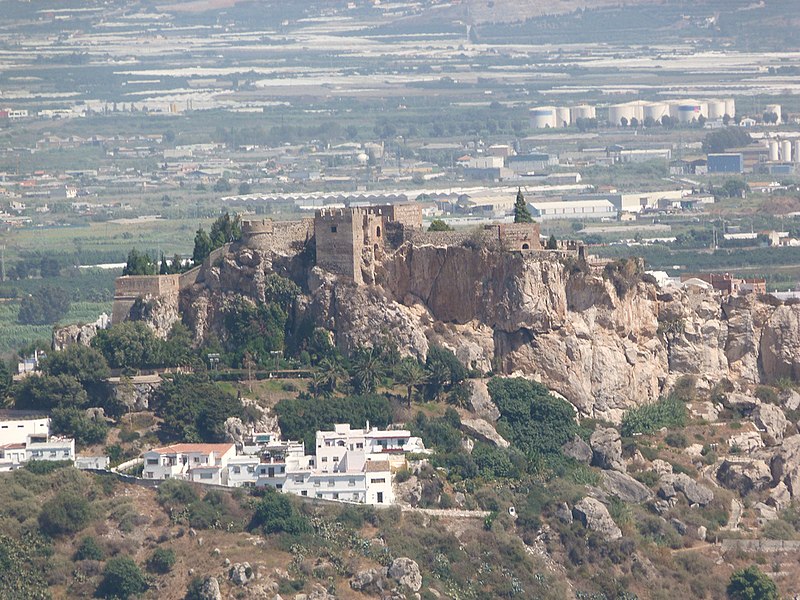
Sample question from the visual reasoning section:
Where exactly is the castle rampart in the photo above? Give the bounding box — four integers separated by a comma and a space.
112, 274, 180, 324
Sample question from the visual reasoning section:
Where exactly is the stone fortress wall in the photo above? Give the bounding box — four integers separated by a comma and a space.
112, 274, 180, 324
241, 218, 313, 254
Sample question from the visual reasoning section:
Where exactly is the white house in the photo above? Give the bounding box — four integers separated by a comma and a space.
141, 424, 422, 506
0, 435, 76, 472
142, 443, 236, 483
0, 410, 50, 446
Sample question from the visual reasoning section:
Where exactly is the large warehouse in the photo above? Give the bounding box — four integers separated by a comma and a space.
529, 200, 617, 221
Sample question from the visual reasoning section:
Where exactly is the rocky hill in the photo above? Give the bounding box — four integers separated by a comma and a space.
180, 236, 800, 423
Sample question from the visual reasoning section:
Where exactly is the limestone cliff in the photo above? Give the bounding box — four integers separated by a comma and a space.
180, 238, 800, 422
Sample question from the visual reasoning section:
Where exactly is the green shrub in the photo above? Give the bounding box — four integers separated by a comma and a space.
754, 386, 779, 405
96, 556, 148, 599
727, 565, 779, 600
621, 396, 686, 437
146, 547, 176, 574
156, 480, 198, 507
38, 492, 92, 537
665, 432, 688, 448
250, 489, 309, 535
74, 536, 104, 561
24, 460, 72, 475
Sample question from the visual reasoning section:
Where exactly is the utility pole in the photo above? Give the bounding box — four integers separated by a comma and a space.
0, 244, 5, 282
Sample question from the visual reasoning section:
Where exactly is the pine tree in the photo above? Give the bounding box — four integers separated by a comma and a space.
514, 188, 533, 223
159, 253, 168, 275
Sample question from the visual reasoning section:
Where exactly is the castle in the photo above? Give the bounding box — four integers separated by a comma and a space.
112, 203, 547, 321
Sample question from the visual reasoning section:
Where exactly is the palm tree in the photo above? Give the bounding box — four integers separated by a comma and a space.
395, 357, 427, 407
317, 357, 346, 396
350, 347, 383, 395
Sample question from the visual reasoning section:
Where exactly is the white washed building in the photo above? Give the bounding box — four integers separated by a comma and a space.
0, 410, 50, 446
142, 443, 236, 484
142, 424, 422, 506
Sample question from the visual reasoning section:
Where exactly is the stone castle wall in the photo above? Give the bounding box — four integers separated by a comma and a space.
112, 274, 180, 324
241, 218, 312, 254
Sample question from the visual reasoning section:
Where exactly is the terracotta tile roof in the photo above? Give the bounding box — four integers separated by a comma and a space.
149, 443, 234, 455
364, 460, 391, 473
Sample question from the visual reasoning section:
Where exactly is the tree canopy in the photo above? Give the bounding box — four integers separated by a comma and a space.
487, 377, 578, 469
122, 249, 157, 276
18, 286, 71, 325
727, 565, 779, 600
153, 374, 245, 443
513, 188, 534, 223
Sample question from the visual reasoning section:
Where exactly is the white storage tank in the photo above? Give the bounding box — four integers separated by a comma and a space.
724, 99, 736, 119
556, 106, 572, 128
781, 140, 792, 162
608, 103, 636, 126
570, 104, 596, 121
765, 104, 782, 124
643, 102, 669, 122
769, 140, 780, 162
707, 100, 726, 120
530, 107, 557, 129
677, 101, 705, 123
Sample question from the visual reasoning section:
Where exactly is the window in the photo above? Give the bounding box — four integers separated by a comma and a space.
356, 443, 363, 449
328, 480, 335, 487
330, 226, 337, 233
232, 466, 241, 474
348, 479, 356, 487
301, 491, 308, 496
370, 478, 386, 484
333, 492, 339, 499
321, 457, 327, 462
276, 484, 283, 490
147, 459, 158, 465
200, 473, 213, 480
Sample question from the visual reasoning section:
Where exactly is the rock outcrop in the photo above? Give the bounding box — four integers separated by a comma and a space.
178, 236, 800, 421
601, 470, 653, 503
572, 497, 622, 541
754, 403, 787, 446
590, 427, 624, 472
717, 458, 772, 494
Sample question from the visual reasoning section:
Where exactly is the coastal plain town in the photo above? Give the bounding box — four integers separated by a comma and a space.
4, 1, 800, 599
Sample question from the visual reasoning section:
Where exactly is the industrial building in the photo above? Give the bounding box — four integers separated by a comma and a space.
561, 190, 686, 213
529, 199, 617, 221
707, 154, 744, 174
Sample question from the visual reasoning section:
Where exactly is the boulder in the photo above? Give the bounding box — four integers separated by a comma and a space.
753, 403, 787, 446
780, 388, 800, 412
660, 473, 713, 506
350, 568, 386, 593
468, 379, 500, 421
724, 392, 759, 414
727, 430, 764, 453
561, 435, 592, 464
601, 470, 653, 503
229, 563, 254, 586
717, 459, 772, 494
197, 577, 222, 600
673, 473, 714, 506
754, 502, 778, 522
572, 497, 622, 541
769, 435, 800, 492
590, 427, 624, 472
670, 518, 687, 535
768, 481, 792, 511
388, 558, 422, 592
697, 525, 707, 541
652, 459, 673, 476
556, 502, 573, 524
459, 418, 510, 448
